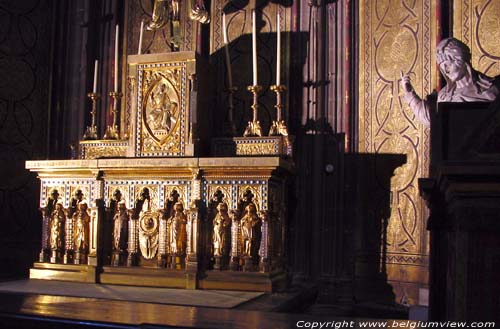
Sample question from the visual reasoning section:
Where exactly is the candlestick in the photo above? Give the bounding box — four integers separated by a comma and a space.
244, 85, 263, 137
276, 12, 281, 86
103, 91, 123, 140
252, 10, 258, 86
114, 24, 119, 92
269, 85, 288, 136
83, 93, 100, 140
93, 60, 98, 93
138, 20, 144, 55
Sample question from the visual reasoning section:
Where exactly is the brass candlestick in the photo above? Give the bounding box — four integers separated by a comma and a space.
104, 91, 123, 140
269, 85, 289, 136
224, 86, 238, 136
244, 85, 263, 137
83, 92, 100, 140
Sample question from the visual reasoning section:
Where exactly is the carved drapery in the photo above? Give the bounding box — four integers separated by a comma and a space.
453, 0, 500, 78
359, 0, 435, 304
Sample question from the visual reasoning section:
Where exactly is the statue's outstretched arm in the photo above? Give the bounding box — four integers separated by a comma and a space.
400, 71, 431, 128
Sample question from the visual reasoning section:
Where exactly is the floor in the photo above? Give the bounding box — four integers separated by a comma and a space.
0, 279, 263, 308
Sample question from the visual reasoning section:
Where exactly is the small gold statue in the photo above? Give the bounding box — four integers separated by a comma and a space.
213, 202, 231, 257
112, 200, 129, 254
49, 203, 66, 262
240, 203, 261, 259
169, 202, 187, 255
73, 202, 90, 264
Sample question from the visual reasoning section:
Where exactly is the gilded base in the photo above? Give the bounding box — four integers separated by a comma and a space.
30, 263, 97, 283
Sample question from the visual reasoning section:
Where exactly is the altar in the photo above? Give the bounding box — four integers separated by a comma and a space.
26, 51, 293, 293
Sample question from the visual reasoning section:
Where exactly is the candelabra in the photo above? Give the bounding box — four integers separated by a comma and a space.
269, 85, 288, 136
104, 91, 123, 140
83, 93, 100, 140
244, 85, 263, 137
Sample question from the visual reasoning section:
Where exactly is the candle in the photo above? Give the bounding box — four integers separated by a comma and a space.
93, 60, 98, 93
276, 12, 281, 86
138, 20, 144, 55
222, 13, 233, 88
114, 24, 119, 92
252, 10, 258, 86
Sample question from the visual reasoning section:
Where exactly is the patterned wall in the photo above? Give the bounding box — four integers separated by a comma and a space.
0, 0, 52, 275
359, 0, 436, 304
454, 0, 500, 78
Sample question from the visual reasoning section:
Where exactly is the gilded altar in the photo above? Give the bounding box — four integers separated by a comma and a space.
27, 52, 292, 292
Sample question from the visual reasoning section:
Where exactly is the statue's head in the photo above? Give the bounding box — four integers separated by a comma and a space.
78, 202, 88, 211
118, 200, 127, 210
436, 38, 471, 83
217, 202, 228, 213
174, 202, 184, 213
245, 203, 257, 214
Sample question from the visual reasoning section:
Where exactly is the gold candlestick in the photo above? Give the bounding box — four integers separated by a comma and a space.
244, 85, 263, 137
104, 91, 123, 140
269, 84, 289, 136
83, 92, 100, 140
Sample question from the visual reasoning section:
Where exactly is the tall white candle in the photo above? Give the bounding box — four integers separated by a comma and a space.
222, 13, 233, 88
252, 10, 258, 86
114, 24, 119, 92
93, 60, 98, 93
138, 20, 144, 55
137, 20, 144, 55
276, 12, 281, 86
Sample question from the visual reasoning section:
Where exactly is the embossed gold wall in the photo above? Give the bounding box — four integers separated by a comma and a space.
359, 0, 436, 304
454, 0, 500, 78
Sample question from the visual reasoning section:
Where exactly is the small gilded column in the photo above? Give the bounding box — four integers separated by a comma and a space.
259, 210, 270, 272
229, 209, 240, 271
127, 218, 138, 266
158, 212, 168, 267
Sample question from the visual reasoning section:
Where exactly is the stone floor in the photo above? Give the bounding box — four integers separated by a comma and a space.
0, 279, 262, 308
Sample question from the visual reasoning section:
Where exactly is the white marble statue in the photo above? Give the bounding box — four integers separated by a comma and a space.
401, 37, 499, 127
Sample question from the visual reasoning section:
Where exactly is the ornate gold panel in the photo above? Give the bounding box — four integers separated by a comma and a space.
80, 140, 128, 160
359, 0, 435, 303
237, 185, 264, 211
454, 0, 500, 78
164, 184, 189, 207
133, 185, 160, 211
69, 186, 91, 204
136, 59, 188, 157
42, 184, 66, 207
206, 184, 233, 209
105, 185, 131, 208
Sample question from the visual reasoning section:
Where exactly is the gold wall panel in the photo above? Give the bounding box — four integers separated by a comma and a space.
454, 0, 500, 78
359, 0, 435, 304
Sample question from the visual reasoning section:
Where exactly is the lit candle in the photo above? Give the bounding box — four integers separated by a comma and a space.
276, 12, 281, 86
252, 10, 258, 86
114, 24, 119, 92
93, 60, 98, 93
222, 13, 233, 88
138, 20, 144, 55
